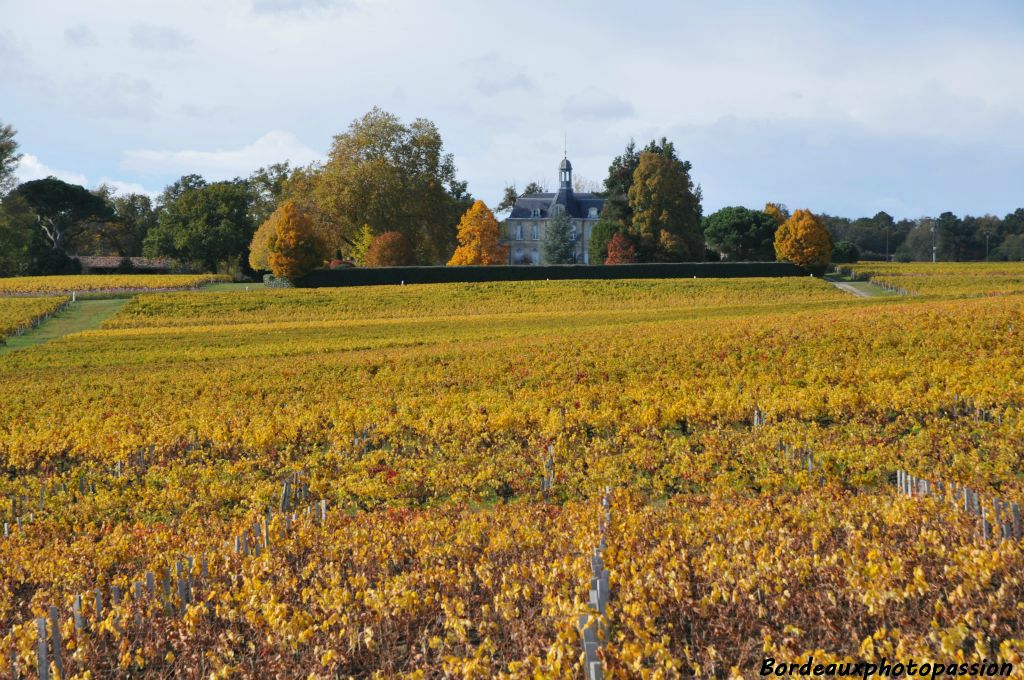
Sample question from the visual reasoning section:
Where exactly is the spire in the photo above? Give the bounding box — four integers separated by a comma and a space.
559, 154, 572, 192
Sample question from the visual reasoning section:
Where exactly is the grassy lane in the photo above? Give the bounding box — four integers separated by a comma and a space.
0, 299, 127, 355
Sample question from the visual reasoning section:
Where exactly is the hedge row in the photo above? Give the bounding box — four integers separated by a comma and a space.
297, 262, 808, 287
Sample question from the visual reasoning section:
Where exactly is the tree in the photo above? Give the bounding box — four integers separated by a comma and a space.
773, 209, 833, 272
542, 212, 576, 264
831, 240, 860, 263
626, 151, 703, 261
600, 138, 681, 231
605, 232, 637, 264
248, 212, 279, 271
8, 177, 114, 252
247, 162, 291, 228
77, 185, 156, 256
144, 176, 254, 272
0, 122, 21, 197
311, 108, 471, 263
267, 201, 327, 280
702, 206, 778, 260
364, 231, 414, 267
448, 200, 508, 265
349, 224, 375, 265
764, 203, 790, 227
588, 216, 618, 265
994, 233, 1024, 260
0, 194, 35, 275
496, 184, 519, 214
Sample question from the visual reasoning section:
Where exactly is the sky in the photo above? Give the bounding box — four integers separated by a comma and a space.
2, 0, 1023, 219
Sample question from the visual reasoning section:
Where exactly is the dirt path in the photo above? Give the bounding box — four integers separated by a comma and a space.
0, 299, 127, 355
823, 273, 897, 298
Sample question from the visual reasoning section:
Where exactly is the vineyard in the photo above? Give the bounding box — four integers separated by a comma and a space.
0, 297, 69, 342
0, 274, 231, 296
1, 266, 1023, 677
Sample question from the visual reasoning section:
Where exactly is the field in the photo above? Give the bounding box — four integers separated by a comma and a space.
1, 266, 1023, 677
0, 296, 68, 342
0, 274, 231, 296
843, 262, 1024, 297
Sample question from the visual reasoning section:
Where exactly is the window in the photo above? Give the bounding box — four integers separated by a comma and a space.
515, 224, 523, 240
569, 226, 577, 241
531, 223, 540, 240
588, 207, 598, 218
531, 208, 540, 218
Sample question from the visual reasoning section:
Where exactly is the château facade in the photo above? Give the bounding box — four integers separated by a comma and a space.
504, 157, 605, 265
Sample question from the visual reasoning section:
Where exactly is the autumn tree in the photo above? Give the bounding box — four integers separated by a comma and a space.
605, 232, 637, 264
267, 201, 327, 280
248, 211, 279, 271
310, 108, 471, 263
448, 200, 508, 265
600, 138, 682, 232
764, 202, 790, 226
364, 231, 414, 267
626, 151, 704, 261
702, 206, 778, 260
774, 209, 833, 272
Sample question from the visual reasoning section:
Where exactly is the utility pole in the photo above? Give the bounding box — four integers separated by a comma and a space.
985, 231, 991, 261
931, 223, 937, 263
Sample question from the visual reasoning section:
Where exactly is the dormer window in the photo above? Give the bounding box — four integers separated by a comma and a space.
588, 207, 598, 219
530, 208, 540, 218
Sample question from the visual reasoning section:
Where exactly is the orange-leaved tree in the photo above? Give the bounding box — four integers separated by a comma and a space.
448, 200, 508, 265
764, 202, 790, 227
364, 231, 415, 267
267, 200, 328, 280
773, 209, 833, 272
605, 232, 638, 264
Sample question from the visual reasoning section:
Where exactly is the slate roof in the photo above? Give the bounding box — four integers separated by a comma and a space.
508, 191, 604, 220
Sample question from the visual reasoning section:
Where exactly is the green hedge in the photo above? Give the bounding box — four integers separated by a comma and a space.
298, 262, 807, 287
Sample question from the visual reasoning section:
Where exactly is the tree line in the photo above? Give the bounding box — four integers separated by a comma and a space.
2, 114, 1022, 280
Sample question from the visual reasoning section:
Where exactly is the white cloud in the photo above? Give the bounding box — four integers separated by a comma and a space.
15, 154, 88, 186
15, 154, 158, 198
97, 178, 160, 199
122, 130, 323, 179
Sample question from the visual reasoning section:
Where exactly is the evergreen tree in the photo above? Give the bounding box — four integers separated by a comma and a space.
543, 212, 576, 264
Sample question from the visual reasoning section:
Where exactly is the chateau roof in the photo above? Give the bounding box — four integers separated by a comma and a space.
509, 191, 603, 220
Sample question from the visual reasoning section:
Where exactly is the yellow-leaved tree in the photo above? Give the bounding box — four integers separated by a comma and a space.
248, 214, 278, 271
267, 200, 328, 280
447, 200, 508, 266
773, 209, 833, 273
764, 202, 790, 227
